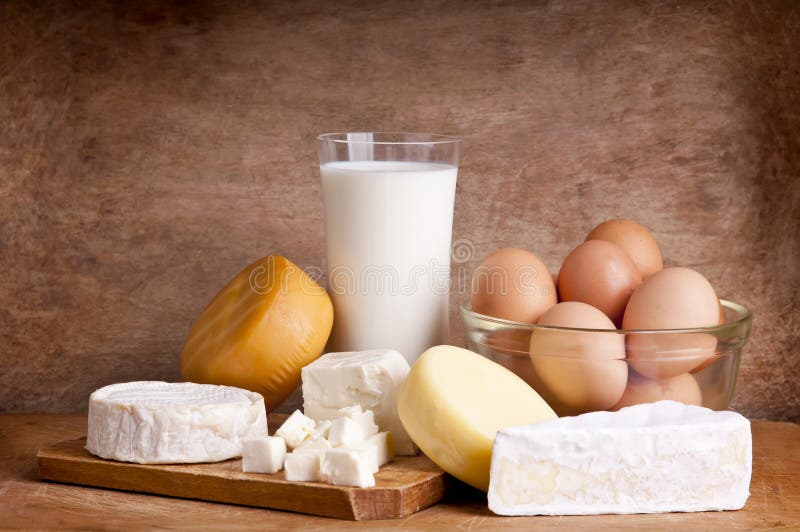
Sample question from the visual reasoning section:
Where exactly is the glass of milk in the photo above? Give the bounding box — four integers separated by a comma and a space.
317, 132, 460, 364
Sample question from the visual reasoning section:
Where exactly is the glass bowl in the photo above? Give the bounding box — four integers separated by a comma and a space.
460, 300, 752, 416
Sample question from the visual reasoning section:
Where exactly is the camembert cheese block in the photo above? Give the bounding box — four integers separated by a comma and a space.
488, 400, 752, 516
86, 381, 267, 464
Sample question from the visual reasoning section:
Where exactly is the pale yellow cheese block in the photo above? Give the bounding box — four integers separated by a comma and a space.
398, 345, 556, 491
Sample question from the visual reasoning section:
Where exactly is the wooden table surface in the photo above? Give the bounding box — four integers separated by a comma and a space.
1, 414, 798, 530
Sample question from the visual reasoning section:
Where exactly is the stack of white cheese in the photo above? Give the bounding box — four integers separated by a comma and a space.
241, 348, 414, 488
243, 407, 392, 487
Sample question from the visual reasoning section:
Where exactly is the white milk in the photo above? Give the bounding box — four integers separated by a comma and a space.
321, 160, 458, 363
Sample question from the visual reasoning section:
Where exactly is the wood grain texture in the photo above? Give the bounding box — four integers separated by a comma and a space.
37, 438, 448, 521
3, 414, 799, 529
0, 1, 798, 420
36, 413, 449, 521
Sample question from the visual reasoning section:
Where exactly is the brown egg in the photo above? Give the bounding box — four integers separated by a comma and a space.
529, 302, 627, 412
623, 267, 719, 379
689, 300, 726, 374
471, 248, 557, 323
557, 240, 643, 326
612, 372, 702, 409
585, 219, 663, 279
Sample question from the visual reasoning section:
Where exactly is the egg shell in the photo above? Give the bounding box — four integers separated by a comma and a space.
471, 247, 557, 323
626, 331, 717, 379
585, 218, 663, 279
612, 371, 702, 409
623, 267, 719, 379
529, 302, 627, 412
557, 240, 643, 326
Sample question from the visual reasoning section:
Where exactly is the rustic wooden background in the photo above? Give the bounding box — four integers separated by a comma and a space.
1, 0, 798, 421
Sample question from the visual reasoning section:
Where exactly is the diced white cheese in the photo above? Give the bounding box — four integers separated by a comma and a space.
284, 448, 325, 482
354, 431, 393, 473
327, 417, 366, 448
275, 410, 316, 450
321, 448, 375, 488
85, 381, 267, 464
295, 434, 332, 453
242, 436, 286, 474
302, 349, 417, 455
488, 401, 752, 516
333, 405, 379, 437
315, 419, 333, 439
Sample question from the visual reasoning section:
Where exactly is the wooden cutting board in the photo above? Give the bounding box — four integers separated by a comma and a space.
36, 414, 451, 520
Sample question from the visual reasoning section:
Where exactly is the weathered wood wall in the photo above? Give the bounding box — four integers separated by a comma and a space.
1, 0, 798, 421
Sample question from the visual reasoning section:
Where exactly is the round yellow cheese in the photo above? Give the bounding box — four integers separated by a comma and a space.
398, 345, 556, 491
181, 256, 333, 410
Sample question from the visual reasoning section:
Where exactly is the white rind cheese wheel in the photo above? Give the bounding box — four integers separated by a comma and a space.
398, 346, 557, 491
86, 381, 267, 464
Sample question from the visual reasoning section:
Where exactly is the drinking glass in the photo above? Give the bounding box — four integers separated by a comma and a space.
317, 132, 460, 363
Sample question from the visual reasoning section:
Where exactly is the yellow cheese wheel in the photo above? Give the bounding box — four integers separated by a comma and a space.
398, 345, 556, 491
181, 256, 333, 410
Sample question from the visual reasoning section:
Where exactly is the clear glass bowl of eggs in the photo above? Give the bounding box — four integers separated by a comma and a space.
460, 219, 753, 416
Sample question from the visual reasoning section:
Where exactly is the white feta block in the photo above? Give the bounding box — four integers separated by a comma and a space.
321, 448, 375, 488
354, 431, 394, 473
488, 401, 752, 516
275, 410, 316, 450
302, 349, 417, 455
242, 436, 286, 474
284, 449, 325, 482
327, 417, 366, 448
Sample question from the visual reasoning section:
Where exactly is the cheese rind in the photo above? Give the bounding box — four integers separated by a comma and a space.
180, 255, 333, 410
302, 349, 416, 455
398, 345, 557, 491
488, 400, 752, 516
86, 381, 267, 464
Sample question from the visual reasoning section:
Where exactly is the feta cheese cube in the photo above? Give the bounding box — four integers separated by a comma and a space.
321, 448, 375, 488
333, 405, 379, 436
295, 434, 332, 453
315, 419, 333, 439
242, 436, 286, 474
302, 349, 417, 455
327, 417, 366, 448
355, 431, 393, 473
275, 410, 315, 450
284, 449, 325, 482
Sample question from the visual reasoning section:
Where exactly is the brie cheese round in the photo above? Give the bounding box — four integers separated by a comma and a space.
86, 381, 267, 464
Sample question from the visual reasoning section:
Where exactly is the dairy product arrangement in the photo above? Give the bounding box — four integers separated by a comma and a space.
70, 133, 756, 521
